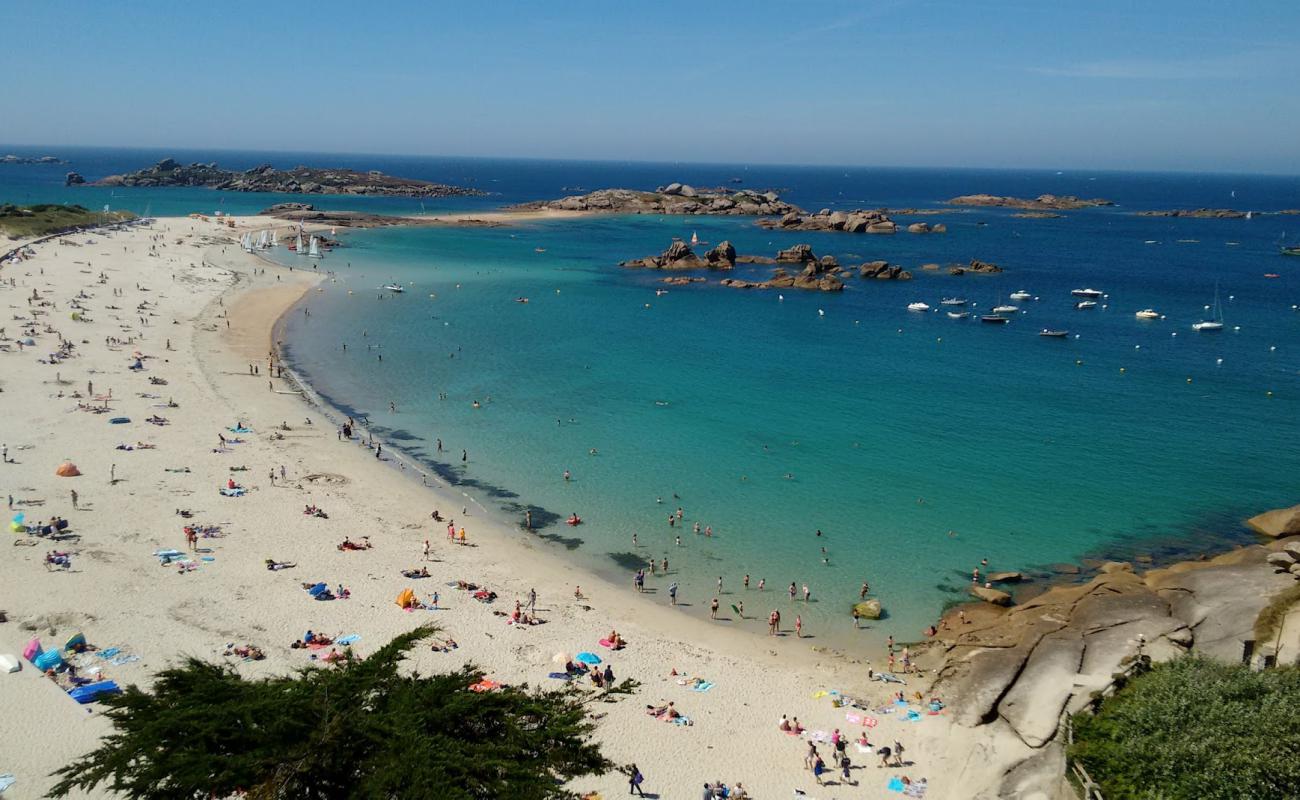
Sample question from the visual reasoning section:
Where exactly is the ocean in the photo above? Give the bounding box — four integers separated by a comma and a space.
5, 146, 1299, 645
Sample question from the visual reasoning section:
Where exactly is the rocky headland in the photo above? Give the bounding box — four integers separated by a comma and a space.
86, 159, 484, 197
758, 208, 909, 234
911, 528, 1300, 797
949, 194, 1114, 211
511, 184, 798, 216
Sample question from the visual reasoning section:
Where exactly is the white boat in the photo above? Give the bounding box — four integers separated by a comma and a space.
946, 311, 970, 319
1135, 309, 1160, 320
1071, 288, 1103, 298
1009, 290, 1032, 301
271, 231, 279, 247
1075, 300, 1097, 309
907, 302, 931, 312
307, 236, 322, 258
940, 297, 967, 306
1193, 284, 1224, 331
383, 284, 405, 293
992, 304, 1019, 314
295, 230, 304, 253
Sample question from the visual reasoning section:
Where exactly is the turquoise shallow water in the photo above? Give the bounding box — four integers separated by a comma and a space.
274, 206, 1300, 645
5, 149, 1298, 646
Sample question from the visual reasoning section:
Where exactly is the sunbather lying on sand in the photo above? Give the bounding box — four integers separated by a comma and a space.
430, 637, 459, 652
645, 702, 681, 721
265, 558, 296, 571
226, 644, 265, 660
304, 504, 328, 518
337, 536, 372, 551
401, 567, 430, 578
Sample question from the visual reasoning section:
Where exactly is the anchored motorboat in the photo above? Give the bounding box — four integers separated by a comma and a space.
907, 302, 931, 312
1071, 288, 1103, 298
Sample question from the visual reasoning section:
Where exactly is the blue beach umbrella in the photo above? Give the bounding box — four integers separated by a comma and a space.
575, 652, 601, 665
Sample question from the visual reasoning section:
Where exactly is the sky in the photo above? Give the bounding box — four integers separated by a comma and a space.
3, 0, 1299, 173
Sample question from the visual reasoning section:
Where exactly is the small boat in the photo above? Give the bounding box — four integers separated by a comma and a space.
946, 311, 970, 319
1264, 273, 1280, 279
295, 230, 304, 254
992, 304, 1019, 314
1075, 300, 1097, 309
534, 247, 546, 253
1009, 290, 1032, 301
940, 297, 967, 306
1039, 329, 1069, 338
690, 231, 707, 246
515, 297, 529, 304
980, 314, 1011, 324
1135, 309, 1160, 319
1071, 288, 1103, 298
1281, 246, 1300, 257
907, 302, 931, 312
383, 284, 405, 293
307, 236, 322, 259
1193, 283, 1225, 331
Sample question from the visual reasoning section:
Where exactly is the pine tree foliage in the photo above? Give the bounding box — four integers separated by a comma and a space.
48, 627, 611, 799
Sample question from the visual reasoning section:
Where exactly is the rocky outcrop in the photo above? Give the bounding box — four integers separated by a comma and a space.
859, 261, 912, 280
1247, 503, 1300, 537
775, 244, 817, 263
927, 540, 1299, 752
620, 240, 710, 270
948, 194, 1113, 211
512, 186, 798, 217
907, 222, 946, 233
1010, 211, 1062, 219
63, 172, 85, 186
1135, 208, 1247, 219
972, 586, 1013, 606
90, 159, 484, 197
705, 240, 736, 267
854, 599, 883, 620
1, 154, 66, 165
756, 208, 896, 234
263, 202, 315, 213
948, 259, 1003, 276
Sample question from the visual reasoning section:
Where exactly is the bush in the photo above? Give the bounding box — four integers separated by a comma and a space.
49, 627, 611, 799
1069, 656, 1300, 799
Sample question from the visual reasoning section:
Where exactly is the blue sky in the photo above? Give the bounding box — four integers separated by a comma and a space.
3, 0, 1298, 173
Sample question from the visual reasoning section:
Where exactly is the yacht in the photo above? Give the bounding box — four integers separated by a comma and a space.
1071, 288, 1103, 298
940, 297, 967, 306
980, 314, 1011, 324
383, 284, 405, 293
1193, 285, 1224, 331
1075, 300, 1097, 309
1135, 309, 1160, 320
1039, 329, 1069, 338
1009, 290, 1032, 301
946, 310, 970, 319
907, 302, 931, 312
992, 304, 1019, 314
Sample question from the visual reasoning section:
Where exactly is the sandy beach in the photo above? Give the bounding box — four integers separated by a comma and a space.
0, 216, 1016, 799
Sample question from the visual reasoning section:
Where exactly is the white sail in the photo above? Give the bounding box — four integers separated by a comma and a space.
271, 231, 279, 247
296, 231, 304, 253
308, 236, 321, 258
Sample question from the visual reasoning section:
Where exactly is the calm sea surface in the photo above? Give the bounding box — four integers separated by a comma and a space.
5, 147, 1299, 645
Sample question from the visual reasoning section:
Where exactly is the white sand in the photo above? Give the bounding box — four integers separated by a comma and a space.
0, 216, 1009, 798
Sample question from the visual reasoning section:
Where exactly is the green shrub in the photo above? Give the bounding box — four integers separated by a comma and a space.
1069, 656, 1300, 799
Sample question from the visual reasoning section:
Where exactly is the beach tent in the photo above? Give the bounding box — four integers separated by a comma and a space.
33, 649, 63, 671
10, 513, 25, 532
395, 588, 418, 609
55, 462, 82, 477
575, 651, 601, 665
307, 582, 329, 598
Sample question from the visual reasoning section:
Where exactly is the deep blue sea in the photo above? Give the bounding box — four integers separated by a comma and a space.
5, 146, 1299, 644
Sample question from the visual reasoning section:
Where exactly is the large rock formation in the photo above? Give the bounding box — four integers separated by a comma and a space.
1135, 208, 1248, 219
705, 240, 736, 267
859, 261, 912, 280
512, 186, 799, 216
64, 172, 85, 186
925, 539, 1299, 758
89, 159, 484, 197
620, 240, 710, 270
1, 154, 66, 165
757, 208, 898, 234
1247, 503, 1300, 538
948, 194, 1113, 211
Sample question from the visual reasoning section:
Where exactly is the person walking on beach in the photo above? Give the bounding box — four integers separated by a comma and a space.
768, 610, 778, 635
789, 582, 797, 600
528, 588, 536, 614
668, 582, 678, 605
627, 764, 645, 796
795, 615, 803, 638
525, 509, 533, 530
710, 597, 719, 619
70, 489, 78, 509
422, 539, 430, 561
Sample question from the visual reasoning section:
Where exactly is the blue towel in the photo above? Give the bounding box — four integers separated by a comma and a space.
0, 773, 16, 792
888, 777, 905, 792
337, 635, 360, 646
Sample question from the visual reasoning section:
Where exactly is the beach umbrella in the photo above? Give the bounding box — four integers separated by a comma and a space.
20, 338, 35, 346
551, 652, 570, 665
55, 462, 81, 477
575, 652, 601, 665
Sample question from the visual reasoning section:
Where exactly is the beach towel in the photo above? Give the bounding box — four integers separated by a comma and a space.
671, 715, 693, 726
109, 417, 130, 424
904, 781, 928, 797
845, 712, 863, 725
547, 672, 573, 680
691, 681, 714, 692
0, 774, 15, 793
308, 582, 329, 597
888, 777, 906, 792
876, 672, 906, 684
219, 487, 245, 497
906, 710, 922, 721
336, 635, 361, 646
227, 426, 252, 433
201, 556, 216, 562
97, 648, 120, 660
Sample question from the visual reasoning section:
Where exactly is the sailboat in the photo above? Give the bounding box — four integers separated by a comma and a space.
1193, 285, 1224, 331
307, 236, 322, 259
293, 230, 304, 253
690, 230, 707, 247
271, 231, 279, 247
